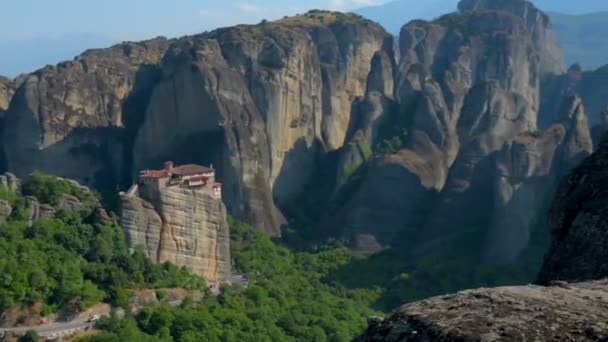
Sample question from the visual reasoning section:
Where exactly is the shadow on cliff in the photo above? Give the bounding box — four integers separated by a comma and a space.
278, 138, 345, 247
324, 147, 548, 311
120, 64, 165, 189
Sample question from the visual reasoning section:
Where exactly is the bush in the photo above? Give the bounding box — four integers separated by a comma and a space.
18, 330, 39, 342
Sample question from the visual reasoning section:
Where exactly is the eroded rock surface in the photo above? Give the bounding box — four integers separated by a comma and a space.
357, 280, 608, 342
2, 37, 170, 192
335, 0, 584, 263
0, 200, 12, 225
132, 12, 394, 235
0, 76, 13, 112
2, 12, 394, 236
120, 184, 231, 282
537, 135, 608, 284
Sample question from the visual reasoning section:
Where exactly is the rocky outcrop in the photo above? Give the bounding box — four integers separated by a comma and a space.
2, 37, 170, 191
0, 76, 13, 112
335, 0, 581, 263
2, 11, 394, 235
0, 200, 12, 225
25, 196, 57, 225
537, 134, 608, 284
457, 0, 565, 76
120, 194, 163, 260
120, 184, 231, 282
132, 12, 394, 235
58, 194, 83, 213
541, 64, 608, 129
0, 172, 19, 193
357, 280, 608, 341
482, 96, 592, 264
330, 136, 443, 254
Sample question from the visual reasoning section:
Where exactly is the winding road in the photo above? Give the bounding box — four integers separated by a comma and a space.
0, 300, 184, 339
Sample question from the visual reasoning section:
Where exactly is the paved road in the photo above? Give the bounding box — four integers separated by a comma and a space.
0, 300, 184, 338
1, 319, 94, 338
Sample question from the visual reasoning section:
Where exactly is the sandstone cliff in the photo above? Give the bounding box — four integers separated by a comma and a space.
358, 126, 608, 341
132, 12, 394, 235
357, 280, 608, 341
458, 0, 565, 76
1, 12, 394, 236
2, 37, 170, 193
331, 0, 588, 264
120, 184, 231, 282
0, 1, 606, 265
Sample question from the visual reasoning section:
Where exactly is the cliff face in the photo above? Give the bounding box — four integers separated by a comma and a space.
357, 280, 608, 342
132, 12, 394, 235
332, 0, 590, 263
542, 64, 608, 130
0, 76, 13, 112
537, 134, 608, 284
1, 12, 393, 236
2, 38, 170, 192
358, 127, 608, 341
120, 184, 231, 282
458, 0, 565, 77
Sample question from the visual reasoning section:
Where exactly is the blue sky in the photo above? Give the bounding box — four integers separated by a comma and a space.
1, 0, 387, 41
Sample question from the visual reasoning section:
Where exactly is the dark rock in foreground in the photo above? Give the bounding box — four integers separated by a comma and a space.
357, 280, 608, 341
538, 134, 608, 284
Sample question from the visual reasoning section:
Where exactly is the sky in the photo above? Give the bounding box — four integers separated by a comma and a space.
2, 0, 604, 77
0, 0, 384, 76
0, 0, 387, 41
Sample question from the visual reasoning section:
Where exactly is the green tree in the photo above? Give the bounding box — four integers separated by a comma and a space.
18, 330, 39, 342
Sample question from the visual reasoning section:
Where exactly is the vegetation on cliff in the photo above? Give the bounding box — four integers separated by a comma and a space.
80, 219, 379, 341
0, 174, 204, 314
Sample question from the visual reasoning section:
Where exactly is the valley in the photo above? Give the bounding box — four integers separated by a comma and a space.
2, 0, 608, 341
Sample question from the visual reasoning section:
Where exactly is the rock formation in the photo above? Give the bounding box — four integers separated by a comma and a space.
0, 172, 20, 193
537, 134, 608, 284
1, 11, 394, 236
358, 125, 608, 341
0, 0, 606, 266
119, 163, 231, 282
357, 280, 608, 341
132, 12, 394, 235
0, 200, 12, 225
0, 76, 13, 112
541, 64, 608, 129
2, 37, 170, 193
458, 0, 565, 77
331, 0, 590, 264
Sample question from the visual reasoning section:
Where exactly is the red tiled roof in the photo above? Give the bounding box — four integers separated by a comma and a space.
140, 170, 168, 178
171, 164, 214, 176
139, 163, 214, 179
213, 182, 222, 188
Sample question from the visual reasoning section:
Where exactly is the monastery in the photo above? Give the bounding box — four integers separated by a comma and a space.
128, 161, 222, 199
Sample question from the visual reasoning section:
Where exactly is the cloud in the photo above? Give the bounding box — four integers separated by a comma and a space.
199, 9, 211, 16
329, 0, 388, 10
328, 0, 348, 10
352, 0, 385, 6
235, 2, 262, 13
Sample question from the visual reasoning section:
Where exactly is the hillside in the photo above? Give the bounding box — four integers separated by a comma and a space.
0, 174, 379, 340
3, 1, 608, 340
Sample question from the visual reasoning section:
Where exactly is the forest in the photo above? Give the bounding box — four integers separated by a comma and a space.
0, 173, 548, 341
